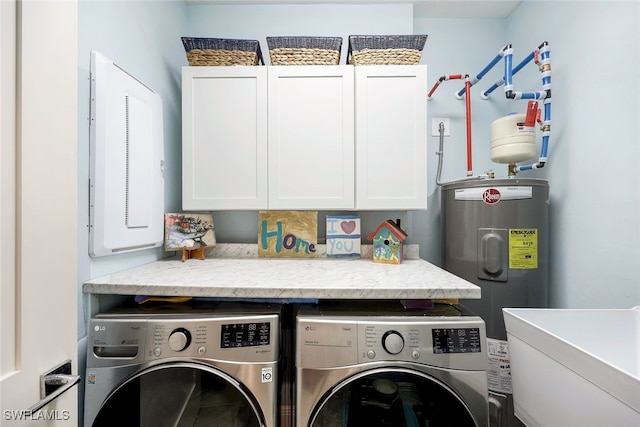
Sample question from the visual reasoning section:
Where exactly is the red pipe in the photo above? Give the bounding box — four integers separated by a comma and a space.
427, 81, 441, 99
427, 73, 473, 176
427, 74, 464, 99
465, 78, 473, 176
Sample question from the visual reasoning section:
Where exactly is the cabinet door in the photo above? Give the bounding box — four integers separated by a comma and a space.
182, 66, 267, 210
268, 66, 355, 210
355, 65, 428, 210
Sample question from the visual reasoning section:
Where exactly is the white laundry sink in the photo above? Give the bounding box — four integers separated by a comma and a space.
503, 308, 640, 427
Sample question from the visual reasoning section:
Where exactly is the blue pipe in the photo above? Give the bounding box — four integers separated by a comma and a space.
514, 42, 552, 173
514, 51, 535, 74
516, 98, 551, 172
482, 51, 535, 98
504, 47, 514, 92
481, 80, 503, 98
540, 102, 551, 159
511, 91, 547, 100
477, 52, 504, 80
456, 46, 507, 97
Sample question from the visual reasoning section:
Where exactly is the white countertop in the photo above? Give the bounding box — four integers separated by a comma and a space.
83, 244, 480, 300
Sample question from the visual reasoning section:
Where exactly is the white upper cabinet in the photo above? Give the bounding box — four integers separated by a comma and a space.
182, 66, 268, 210
182, 65, 427, 211
354, 65, 428, 210
268, 66, 354, 209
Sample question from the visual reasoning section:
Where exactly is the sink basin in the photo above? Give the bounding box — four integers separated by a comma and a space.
503, 308, 640, 427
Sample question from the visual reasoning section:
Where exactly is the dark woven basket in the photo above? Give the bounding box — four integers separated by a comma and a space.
266, 36, 343, 65
181, 37, 264, 66
347, 35, 428, 65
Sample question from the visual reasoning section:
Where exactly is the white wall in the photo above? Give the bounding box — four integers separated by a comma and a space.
507, 0, 640, 308
77, 0, 187, 332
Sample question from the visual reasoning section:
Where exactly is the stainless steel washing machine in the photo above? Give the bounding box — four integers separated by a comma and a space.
296, 301, 489, 427
84, 301, 282, 427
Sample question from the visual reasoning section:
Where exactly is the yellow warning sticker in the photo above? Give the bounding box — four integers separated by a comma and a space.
509, 228, 538, 269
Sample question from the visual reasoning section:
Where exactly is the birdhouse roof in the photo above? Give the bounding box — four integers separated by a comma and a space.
367, 220, 408, 242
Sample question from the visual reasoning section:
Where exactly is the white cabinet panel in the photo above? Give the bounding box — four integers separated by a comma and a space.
355, 65, 428, 210
182, 66, 267, 210
268, 66, 354, 209
182, 65, 427, 211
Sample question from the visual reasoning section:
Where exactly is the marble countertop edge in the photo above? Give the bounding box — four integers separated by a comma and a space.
84, 244, 481, 300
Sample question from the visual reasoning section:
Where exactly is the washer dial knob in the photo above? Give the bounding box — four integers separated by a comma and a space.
382, 330, 404, 355
168, 328, 192, 352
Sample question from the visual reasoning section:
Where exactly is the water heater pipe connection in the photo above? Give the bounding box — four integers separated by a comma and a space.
462, 41, 552, 174
427, 73, 474, 177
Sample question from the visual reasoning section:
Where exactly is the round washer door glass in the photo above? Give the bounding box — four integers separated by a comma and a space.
311, 370, 477, 427
92, 363, 262, 427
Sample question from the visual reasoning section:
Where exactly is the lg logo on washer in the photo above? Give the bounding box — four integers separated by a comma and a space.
94, 325, 106, 332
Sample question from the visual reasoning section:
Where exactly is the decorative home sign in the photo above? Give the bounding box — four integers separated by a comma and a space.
165, 213, 216, 261
258, 211, 318, 257
326, 215, 361, 258
367, 219, 407, 264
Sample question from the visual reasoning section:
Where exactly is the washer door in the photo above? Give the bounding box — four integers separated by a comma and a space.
91, 362, 264, 427
310, 368, 479, 427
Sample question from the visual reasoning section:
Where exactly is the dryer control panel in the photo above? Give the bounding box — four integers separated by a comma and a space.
297, 314, 487, 371
357, 319, 486, 370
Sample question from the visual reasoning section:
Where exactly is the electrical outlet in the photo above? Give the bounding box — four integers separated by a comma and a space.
432, 118, 450, 137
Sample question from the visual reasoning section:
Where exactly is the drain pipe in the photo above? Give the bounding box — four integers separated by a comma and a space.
435, 122, 446, 186
436, 122, 484, 187
435, 122, 488, 186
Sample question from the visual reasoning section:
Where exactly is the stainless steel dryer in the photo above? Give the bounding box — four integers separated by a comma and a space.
296, 301, 489, 427
84, 301, 282, 427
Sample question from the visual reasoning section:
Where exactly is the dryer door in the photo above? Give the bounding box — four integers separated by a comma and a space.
90, 362, 264, 427
310, 368, 484, 427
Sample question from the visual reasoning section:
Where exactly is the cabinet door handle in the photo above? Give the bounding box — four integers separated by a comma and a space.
28, 360, 80, 412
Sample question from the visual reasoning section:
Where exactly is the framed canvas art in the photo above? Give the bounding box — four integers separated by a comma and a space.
164, 213, 216, 251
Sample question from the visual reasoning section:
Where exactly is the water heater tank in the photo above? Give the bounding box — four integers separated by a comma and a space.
442, 178, 549, 427
490, 113, 536, 164
441, 178, 549, 340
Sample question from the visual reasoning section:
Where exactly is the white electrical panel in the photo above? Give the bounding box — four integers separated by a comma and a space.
89, 51, 164, 257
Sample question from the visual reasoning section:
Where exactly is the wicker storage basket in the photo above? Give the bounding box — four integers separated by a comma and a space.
266, 36, 343, 65
347, 35, 428, 65
181, 37, 264, 66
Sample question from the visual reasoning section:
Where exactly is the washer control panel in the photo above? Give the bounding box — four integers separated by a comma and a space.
432, 327, 482, 354
147, 317, 275, 361
88, 314, 278, 367
221, 321, 270, 348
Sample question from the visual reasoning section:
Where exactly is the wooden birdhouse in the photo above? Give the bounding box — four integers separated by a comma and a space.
367, 219, 408, 264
